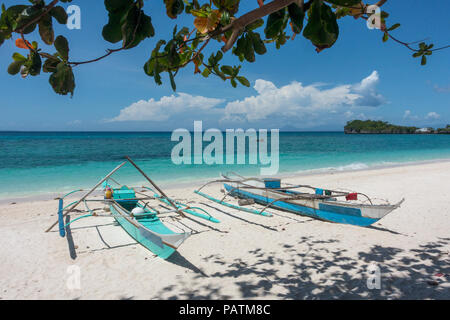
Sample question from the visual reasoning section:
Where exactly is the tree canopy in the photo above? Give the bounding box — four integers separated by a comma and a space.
344, 120, 418, 134
1, 0, 448, 97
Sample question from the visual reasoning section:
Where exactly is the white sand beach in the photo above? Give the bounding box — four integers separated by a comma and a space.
0, 161, 449, 300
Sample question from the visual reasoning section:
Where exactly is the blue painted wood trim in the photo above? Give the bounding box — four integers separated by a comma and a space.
225, 184, 379, 227
319, 203, 362, 217
58, 198, 66, 237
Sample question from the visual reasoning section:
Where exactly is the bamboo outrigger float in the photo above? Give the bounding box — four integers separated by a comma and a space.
46, 157, 219, 259
195, 172, 404, 227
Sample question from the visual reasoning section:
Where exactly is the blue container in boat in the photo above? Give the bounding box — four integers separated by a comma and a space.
263, 178, 281, 189
112, 186, 138, 210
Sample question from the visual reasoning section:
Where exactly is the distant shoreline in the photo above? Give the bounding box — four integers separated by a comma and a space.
345, 119, 450, 134
344, 131, 450, 134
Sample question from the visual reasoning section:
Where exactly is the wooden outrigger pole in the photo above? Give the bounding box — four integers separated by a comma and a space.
125, 156, 186, 218
45, 161, 127, 232
46, 157, 221, 259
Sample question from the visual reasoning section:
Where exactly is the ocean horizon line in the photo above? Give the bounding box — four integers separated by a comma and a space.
0, 130, 344, 133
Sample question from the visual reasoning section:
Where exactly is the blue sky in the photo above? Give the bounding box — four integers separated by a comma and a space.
0, 0, 449, 131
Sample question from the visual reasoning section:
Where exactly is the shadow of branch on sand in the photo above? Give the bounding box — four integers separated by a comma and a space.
154, 236, 450, 300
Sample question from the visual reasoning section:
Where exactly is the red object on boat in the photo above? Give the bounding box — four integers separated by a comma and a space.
346, 193, 358, 200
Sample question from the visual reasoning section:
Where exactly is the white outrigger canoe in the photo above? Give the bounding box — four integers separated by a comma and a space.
195, 173, 404, 227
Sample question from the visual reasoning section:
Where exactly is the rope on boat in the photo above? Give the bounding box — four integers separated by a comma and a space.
220, 174, 375, 204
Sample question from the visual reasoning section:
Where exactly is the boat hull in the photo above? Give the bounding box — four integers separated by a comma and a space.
110, 202, 188, 259
224, 184, 398, 227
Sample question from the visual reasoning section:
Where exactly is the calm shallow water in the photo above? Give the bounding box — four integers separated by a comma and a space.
0, 132, 449, 199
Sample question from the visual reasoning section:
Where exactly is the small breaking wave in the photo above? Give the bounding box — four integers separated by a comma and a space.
295, 161, 393, 174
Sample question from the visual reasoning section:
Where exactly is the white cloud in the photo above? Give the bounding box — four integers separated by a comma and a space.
426, 112, 440, 120
222, 71, 385, 123
67, 119, 81, 125
344, 111, 354, 118
433, 84, 450, 93
403, 109, 419, 120
108, 93, 225, 122
108, 71, 386, 129
403, 110, 411, 118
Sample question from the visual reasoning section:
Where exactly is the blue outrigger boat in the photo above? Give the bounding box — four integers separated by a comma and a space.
46, 157, 219, 259
195, 173, 404, 227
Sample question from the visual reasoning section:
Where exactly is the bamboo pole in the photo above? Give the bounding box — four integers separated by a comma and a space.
125, 156, 185, 217
45, 161, 127, 232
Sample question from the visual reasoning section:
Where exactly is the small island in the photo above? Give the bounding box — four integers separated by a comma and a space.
344, 120, 450, 134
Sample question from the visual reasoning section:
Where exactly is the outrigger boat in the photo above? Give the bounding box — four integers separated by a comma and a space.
46, 157, 219, 259
195, 172, 404, 227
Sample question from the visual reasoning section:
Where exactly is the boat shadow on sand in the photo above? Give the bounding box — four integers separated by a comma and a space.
201, 202, 404, 236
154, 236, 450, 300
63, 214, 212, 276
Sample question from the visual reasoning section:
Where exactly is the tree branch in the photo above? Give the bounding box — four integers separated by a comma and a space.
220, 0, 306, 52
69, 7, 143, 66
17, 0, 60, 52
16, 0, 59, 34
375, 0, 388, 7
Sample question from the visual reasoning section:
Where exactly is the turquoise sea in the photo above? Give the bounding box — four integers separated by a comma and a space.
1, 132, 449, 200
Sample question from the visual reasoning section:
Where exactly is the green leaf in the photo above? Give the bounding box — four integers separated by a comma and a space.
382, 32, 388, 42
243, 34, 255, 62
154, 61, 162, 85
121, 8, 155, 49
221, 65, 233, 75
38, 13, 54, 45
0, 32, 5, 48
201, 67, 211, 78
12, 52, 26, 62
42, 56, 60, 73
264, 8, 287, 39
54, 35, 69, 60
167, 42, 180, 67
387, 23, 400, 32
220, 10, 231, 26
14, 5, 43, 34
49, 62, 75, 96
7, 60, 23, 75
164, 0, 184, 19
325, 0, 361, 5
169, 70, 177, 91
230, 78, 237, 88
236, 76, 250, 87
246, 19, 264, 31
288, 3, 304, 34
303, 0, 339, 50
50, 6, 68, 24
103, 11, 127, 43
26, 51, 42, 76
421, 55, 427, 66
249, 31, 266, 55
105, 0, 133, 12
102, 0, 134, 43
